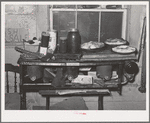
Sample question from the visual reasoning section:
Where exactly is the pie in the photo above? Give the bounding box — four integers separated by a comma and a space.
112, 45, 136, 54
81, 41, 105, 50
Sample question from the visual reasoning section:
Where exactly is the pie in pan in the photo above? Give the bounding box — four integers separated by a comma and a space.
112, 45, 136, 54
81, 41, 105, 50
105, 38, 127, 45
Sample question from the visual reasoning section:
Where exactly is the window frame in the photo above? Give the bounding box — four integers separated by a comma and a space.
49, 5, 127, 42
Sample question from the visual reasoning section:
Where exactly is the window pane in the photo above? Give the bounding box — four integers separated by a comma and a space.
53, 5, 76, 9
53, 11, 75, 44
77, 12, 99, 44
100, 12, 123, 42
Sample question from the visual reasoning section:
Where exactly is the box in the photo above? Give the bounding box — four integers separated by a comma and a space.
71, 75, 93, 85
24, 42, 40, 53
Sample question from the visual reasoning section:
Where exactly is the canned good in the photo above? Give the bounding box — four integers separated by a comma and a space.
41, 33, 49, 47
48, 30, 57, 54
40, 33, 49, 55
41, 31, 46, 41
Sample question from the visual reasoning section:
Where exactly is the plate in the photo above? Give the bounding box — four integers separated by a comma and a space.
105, 38, 127, 45
112, 45, 136, 54
81, 47, 105, 53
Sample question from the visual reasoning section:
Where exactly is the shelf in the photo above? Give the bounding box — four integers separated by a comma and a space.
20, 60, 131, 66
23, 83, 51, 86
22, 84, 119, 91
22, 79, 119, 90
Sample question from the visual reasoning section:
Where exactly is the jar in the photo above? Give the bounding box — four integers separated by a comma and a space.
59, 37, 67, 53
67, 28, 81, 54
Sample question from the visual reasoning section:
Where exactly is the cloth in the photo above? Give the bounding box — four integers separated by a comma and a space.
33, 96, 88, 110
51, 68, 67, 87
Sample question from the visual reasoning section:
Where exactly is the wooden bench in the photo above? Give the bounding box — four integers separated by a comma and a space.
39, 89, 110, 110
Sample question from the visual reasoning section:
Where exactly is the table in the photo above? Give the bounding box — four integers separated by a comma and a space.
19, 47, 137, 110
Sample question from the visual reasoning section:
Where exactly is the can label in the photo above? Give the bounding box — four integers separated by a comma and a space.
40, 47, 47, 55
48, 30, 57, 54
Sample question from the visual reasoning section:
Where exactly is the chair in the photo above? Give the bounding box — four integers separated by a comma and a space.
5, 63, 19, 93
5, 63, 20, 110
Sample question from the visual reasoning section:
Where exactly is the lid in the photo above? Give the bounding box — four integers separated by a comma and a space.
69, 28, 78, 32
124, 62, 139, 74
60, 37, 67, 40
43, 33, 50, 36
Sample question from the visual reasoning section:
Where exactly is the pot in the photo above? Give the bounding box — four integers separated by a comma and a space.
96, 65, 112, 81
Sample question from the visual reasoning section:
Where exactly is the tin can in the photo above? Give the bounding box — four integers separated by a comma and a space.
48, 30, 57, 54
40, 33, 49, 55
41, 31, 46, 41
59, 37, 67, 53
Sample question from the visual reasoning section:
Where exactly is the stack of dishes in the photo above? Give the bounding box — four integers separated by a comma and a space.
104, 38, 136, 54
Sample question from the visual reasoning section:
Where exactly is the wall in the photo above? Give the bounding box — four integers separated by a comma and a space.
5, 5, 48, 65
5, 5, 146, 110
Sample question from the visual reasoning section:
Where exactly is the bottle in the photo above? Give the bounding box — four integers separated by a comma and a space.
67, 28, 81, 54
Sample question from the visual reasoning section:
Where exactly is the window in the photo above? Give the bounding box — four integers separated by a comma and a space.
50, 5, 127, 44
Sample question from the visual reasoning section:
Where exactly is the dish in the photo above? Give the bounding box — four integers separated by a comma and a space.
105, 38, 127, 45
81, 41, 105, 50
81, 47, 105, 53
112, 45, 136, 54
